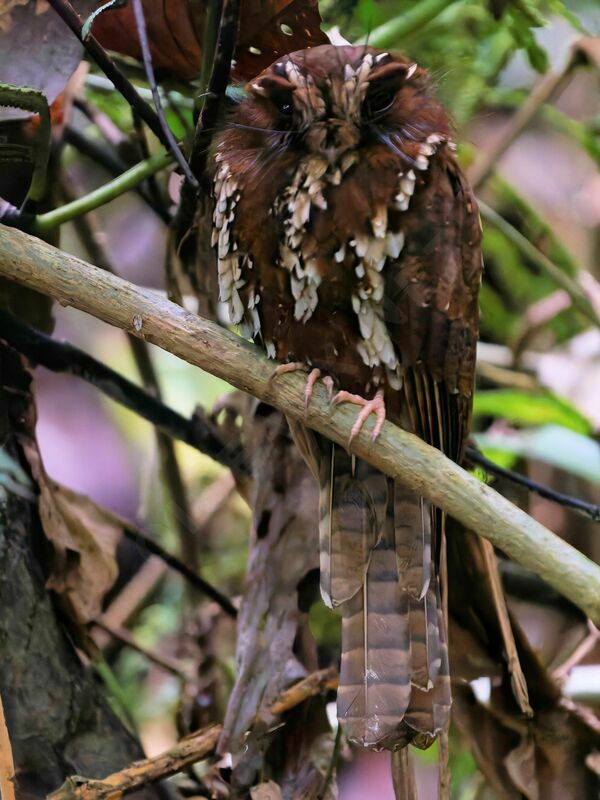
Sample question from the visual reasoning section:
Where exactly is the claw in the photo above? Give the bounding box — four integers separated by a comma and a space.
322, 375, 335, 402
270, 363, 337, 417
304, 368, 322, 410
269, 361, 305, 382
332, 388, 386, 443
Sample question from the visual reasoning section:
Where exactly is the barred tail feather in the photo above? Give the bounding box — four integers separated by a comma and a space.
318, 442, 386, 608
322, 452, 451, 750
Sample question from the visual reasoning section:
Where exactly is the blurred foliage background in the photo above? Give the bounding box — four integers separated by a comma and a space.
7, 0, 599, 796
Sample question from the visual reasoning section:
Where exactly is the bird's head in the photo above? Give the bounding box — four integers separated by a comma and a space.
231, 45, 449, 168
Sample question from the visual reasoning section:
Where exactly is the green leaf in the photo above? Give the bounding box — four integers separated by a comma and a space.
546, 0, 589, 34
509, 0, 546, 28
473, 390, 593, 434
475, 426, 600, 484
509, 15, 549, 72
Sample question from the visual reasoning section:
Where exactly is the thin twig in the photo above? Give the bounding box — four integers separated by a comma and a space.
478, 200, 600, 329
2, 225, 599, 625
48, 667, 338, 799
128, 112, 172, 219
34, 149, 173, 233
74, 97, 128, 148
49, 725, 222, 799
0, 692, 16, 800
120, 517, 238, 617
64, 126, 169, 220
91, 619, 193, 679
466, 448, 600, 522
470, 60, 577, 190
319, 724, 342, 800
174, 0, 239, 249
130, 0, 198, 188
46, 0, 168, 147
270, 667, 338, 715
94, 558, 167, 650
189, 0, 238, 182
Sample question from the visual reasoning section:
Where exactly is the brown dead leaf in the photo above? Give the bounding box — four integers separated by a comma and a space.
21, 439, 122, 624
92, 0, 328, 81
91, 0, 203, 81
0, 0, 96, 119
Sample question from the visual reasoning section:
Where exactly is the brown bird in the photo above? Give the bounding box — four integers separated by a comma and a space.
211, 44, 482, 751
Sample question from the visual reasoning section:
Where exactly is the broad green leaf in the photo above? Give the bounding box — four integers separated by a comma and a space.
474, 390, 593, 434
475, 426, 600, 484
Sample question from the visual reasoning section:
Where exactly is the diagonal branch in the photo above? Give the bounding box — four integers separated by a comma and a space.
3, 309, 596, 521
1, 223, 599, 626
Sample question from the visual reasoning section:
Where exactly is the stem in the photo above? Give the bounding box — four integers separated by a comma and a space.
478, 200, 600, 328
2, 224, 599, 627
64, 127, 171, 222
130, 0, 198, 188
355, 0, 456, 47
470, 63, 576, 190
35, 150, 173, 233
466, 448, 600, 522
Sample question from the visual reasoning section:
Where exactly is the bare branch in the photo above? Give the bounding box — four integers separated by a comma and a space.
130, 0, 198, 188
1, 223, 599, 626
48, 668, 338, 799
3, 308, 595, 522
466, 448, 600, 522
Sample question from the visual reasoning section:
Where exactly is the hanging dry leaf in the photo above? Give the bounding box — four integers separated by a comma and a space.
234, 0, 329, 79
91, 0, 328, 81
0, 0, 96, 120
21, 439, 122, 625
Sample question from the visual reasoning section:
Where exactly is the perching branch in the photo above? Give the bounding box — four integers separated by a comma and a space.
1, 223, 599, 626
4, 309, 596, 522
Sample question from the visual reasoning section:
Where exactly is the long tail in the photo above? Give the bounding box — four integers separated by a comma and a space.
319, 443, 451, 750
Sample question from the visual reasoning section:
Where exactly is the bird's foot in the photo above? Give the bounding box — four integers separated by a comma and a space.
332, 388, 386, 443
270, 363, 334, 413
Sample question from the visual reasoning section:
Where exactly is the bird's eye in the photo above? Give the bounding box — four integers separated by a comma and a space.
366, 89, 395, 117
277, 100, 293, 117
